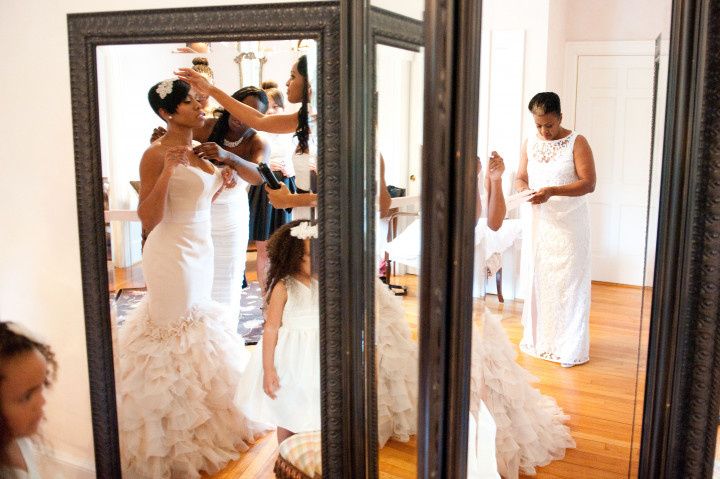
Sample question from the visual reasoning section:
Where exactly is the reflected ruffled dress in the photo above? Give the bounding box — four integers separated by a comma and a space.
117, 164, 264, 479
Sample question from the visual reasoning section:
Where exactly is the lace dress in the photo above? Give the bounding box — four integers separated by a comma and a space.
117, 164, 264, 478
520, 131, 591, 366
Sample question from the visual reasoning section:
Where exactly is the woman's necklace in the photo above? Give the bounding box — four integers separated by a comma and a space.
223, 136, 244, 148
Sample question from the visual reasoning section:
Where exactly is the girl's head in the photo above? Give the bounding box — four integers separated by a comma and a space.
286, 55, 311, 153
0, 322, 57, 463
148, 79, 205, 128
208, 86, 269, 144
265, 220, 317, 301
528, 92, 563, 140
263, 83, 286, 115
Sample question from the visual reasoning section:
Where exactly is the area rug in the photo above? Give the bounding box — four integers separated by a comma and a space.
111, 282, 264, 345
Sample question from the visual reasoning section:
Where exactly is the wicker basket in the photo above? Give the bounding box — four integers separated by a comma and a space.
274, 454, 315, 479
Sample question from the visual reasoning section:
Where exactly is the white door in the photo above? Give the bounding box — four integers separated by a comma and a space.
574, 54, 654, 285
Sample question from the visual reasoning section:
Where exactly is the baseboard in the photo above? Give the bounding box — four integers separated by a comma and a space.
35, 448, 95, 479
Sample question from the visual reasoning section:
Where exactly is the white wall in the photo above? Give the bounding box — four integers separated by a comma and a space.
0, 0, 312, 474
371, 0, 423, 21
546, 0, 568, 93
565, 0, 672, 41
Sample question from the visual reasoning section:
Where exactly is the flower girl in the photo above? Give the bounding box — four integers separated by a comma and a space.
0, 322, 57, 479
236, 220, 320, 443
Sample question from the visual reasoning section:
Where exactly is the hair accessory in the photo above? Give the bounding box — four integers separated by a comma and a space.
156, 79, 174, 99
290, 221, 318, 239
3, 321, 44, 344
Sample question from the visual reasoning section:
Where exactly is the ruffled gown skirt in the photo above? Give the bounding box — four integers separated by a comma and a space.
117, 216, 264, 479
375, 279, 418, 447
472, 311, 575, 478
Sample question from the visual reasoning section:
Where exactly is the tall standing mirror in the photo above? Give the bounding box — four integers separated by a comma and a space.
100, 38, 321, 478
369, 5, 424, 478
466, 0, 671, 477
68, 3, 344, 477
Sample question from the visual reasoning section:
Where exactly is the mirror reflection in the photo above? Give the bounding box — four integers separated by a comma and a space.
100, 40, 321, 478
468, 1, 671, 477
373, 42, 424, 477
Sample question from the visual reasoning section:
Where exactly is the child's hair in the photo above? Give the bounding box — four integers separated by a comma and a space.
265, 220, 315, 303
0, 322, 57, 465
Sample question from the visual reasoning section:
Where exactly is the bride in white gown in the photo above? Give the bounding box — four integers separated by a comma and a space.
117, 79, 265, 478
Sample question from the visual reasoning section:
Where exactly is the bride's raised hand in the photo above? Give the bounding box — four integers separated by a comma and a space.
175, 68, 211, 95
163, 145, 190, 173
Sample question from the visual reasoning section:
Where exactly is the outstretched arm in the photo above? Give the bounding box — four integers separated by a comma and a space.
176, 68, 299, 134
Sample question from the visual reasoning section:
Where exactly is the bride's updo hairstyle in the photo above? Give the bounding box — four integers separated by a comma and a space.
148, 79, 192, 119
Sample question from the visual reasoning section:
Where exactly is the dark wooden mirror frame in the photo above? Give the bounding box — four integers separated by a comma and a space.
65, 2, 364, 477
418, 0, 720, 478
66, 0, 720, 476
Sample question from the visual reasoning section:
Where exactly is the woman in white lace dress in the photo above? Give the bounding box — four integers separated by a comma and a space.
515, 92, 597, 367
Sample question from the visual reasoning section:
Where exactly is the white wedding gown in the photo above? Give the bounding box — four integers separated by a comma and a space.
520, 131, 591, 365
375, 278, 418, 447
211, 179, 250, 320
117, 164, 263, 478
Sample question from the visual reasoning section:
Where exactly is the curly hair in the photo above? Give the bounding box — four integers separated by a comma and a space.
264, 220, 315, 303
295, 55, 311, 154
0, 321, 57, 466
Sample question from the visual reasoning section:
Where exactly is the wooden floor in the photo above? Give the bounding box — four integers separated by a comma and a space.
486, 283, 651, 479
111, 258, 651, 478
